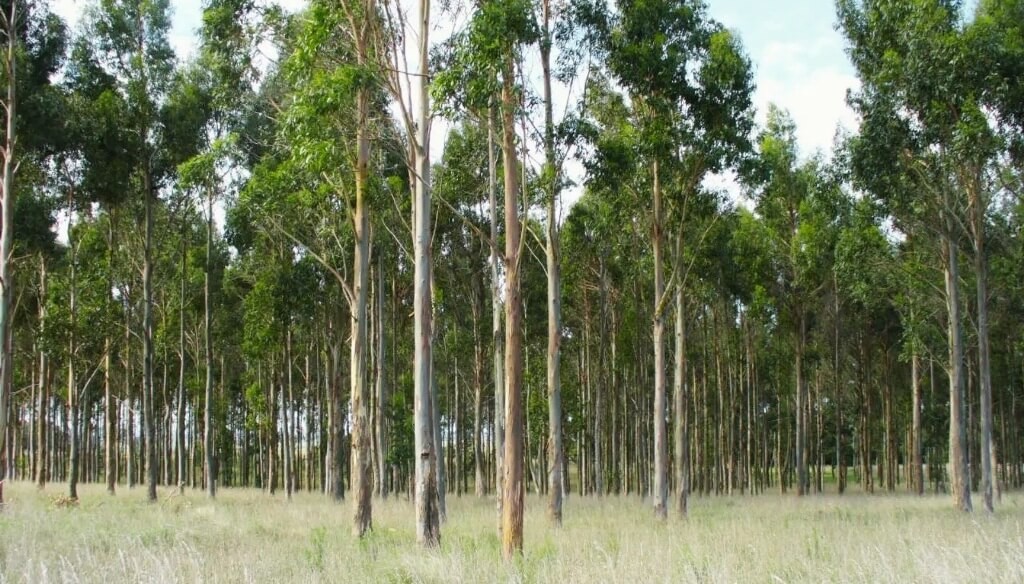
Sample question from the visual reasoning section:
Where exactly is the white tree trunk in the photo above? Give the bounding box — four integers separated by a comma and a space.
413, 0, 440, 546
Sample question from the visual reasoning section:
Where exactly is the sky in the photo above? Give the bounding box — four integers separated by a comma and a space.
52, 0, 861, 208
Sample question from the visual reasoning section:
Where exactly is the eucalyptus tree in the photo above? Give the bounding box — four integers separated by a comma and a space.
838, 0, 1003, 511
433, 0, 538, 556
64, 30, 148, 495
582, 0, 754, 518
78, 0, 177, 502
746, 107, 844, 496
176, 0, 265, 499
13, 189, 60, 491
430, 123, 490, 501
235, 0, 411, 533
297, 0, 379, 536
377, 0, 441, 544
0, 2, 18, 470
0, 0, 67, 498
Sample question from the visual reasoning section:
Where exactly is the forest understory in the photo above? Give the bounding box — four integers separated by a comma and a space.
2, 480, 1023, 584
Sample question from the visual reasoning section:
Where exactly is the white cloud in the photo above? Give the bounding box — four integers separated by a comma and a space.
752, 37, 859, 159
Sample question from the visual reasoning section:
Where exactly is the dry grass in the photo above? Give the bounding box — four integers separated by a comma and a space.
1, 481, 1022, 583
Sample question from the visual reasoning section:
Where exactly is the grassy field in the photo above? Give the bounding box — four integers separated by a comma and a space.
1, 481, 1022, 583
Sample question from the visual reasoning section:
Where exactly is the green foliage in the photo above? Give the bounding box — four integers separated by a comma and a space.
432, 0, 539, 114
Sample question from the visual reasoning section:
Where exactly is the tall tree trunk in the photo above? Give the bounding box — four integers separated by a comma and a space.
375, 255, 387, 500
652, 158, 668, 520
431, 288, 446, 519
412, 1, 440, 537
943, 227, 971, 512
177, 222, 187, 494
489, 105, 505, 533
472, 276, 485, 497
204, 187, 216, 498
673, 279, 688, 517
834, 271, 845, 494
969, 181, 993, 512
350, 77, 372, 536
36, 257, 48, 489
500, 54, 525, 560
284, 331, 294, 500
0, 0, 17, 504
68, 238, 79, 500
540, 0, 564, 526
795, 310, 807, 496
140, 36, 159, 504
912, 349, 923, 495
329, 333, 344, 501
105, 338, 116, 494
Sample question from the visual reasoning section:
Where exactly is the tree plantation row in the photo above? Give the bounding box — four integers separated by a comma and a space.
1, 0, 1022, 560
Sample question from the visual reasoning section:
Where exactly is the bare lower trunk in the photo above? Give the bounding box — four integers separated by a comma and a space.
329, 337, 344, 501
350, 84, 372, 536
912, 349, 923, 495
652, 158, 668, 520
944, 229, 971, 512
105, 339, 116, 494
971, 185, 993, 512
413, 0, 440, 544
489, 106, 505, 533
0, 0, 17, 500
177, 230, 187, 495
204, 187, 216, 498
284, 332, 294, 500
375, 255, 387, 500
500, 57, 525, 559
68, 247, 79, 500
36, 259, 48, 489
795, 311, 808, 496
541, 0, 564, 526
143, 166, 158, 502
673, 281, 688, 517
472, 282, 485, 498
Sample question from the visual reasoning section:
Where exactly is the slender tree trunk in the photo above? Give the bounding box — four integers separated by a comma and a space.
540, 0, 564, 526
36, 258, 48, 489
350, 78, 373, 535
970, 183, 993, 512
912, 349, 923, 495
944, 227, 971, 512
673, 279, 688, 517
375, 255, 387, 499
472, 278, 485, 497
177, 223, 187, 494
68, 240, 79, 500
284, 332, 295, 500
105, 338, 116, 494
431, 297, 446, 518
140, 42, 158, 503
489, 105, 505, 533
329, 334, 344, 501
652, 158, 668, 520
0, 0, 17, 503
204, 187, 216, 498
500, 54, 525, 559
795, 310, 807, 496
410, 0, 439, 545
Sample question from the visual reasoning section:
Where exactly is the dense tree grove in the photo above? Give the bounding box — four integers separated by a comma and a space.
1, 0, 1023, 556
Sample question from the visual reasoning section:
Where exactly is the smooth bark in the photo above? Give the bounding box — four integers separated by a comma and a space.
411, 0, 440, 546
500, 55, 525, 558
944, 227, 971, 512
652, 158, 668, 520
540, 0, 564, 526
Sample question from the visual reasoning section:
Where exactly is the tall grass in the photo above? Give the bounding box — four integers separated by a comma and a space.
1, 481, 1021, 583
